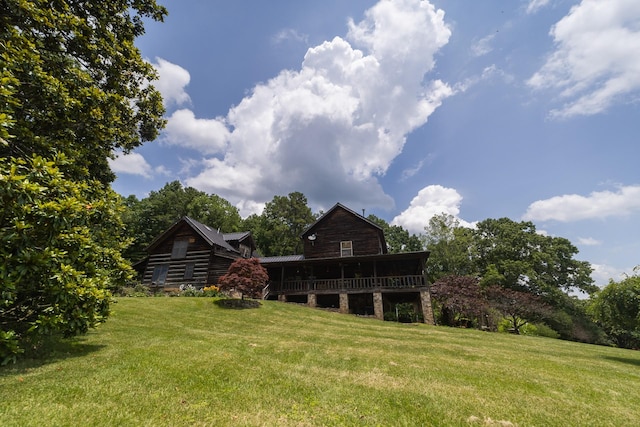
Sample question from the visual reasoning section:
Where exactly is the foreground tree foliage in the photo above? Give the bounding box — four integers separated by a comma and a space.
0, 0, 167, 183
122, 181, 242, 262
218, 258, 269, 300
589, 269, 640, 349
0, 0, 167, 362
0, 157, 132, 364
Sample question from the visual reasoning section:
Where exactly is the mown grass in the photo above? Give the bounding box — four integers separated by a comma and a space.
1, 298, 639, 426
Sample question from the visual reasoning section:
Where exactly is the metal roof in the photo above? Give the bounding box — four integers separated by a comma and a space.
146, 216, 239, 253
259, 254, 305, 264
185, 217, 238, 253
223, 231, 251, 241
258, 251, 429, 266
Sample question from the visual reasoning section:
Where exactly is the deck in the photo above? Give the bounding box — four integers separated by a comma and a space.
269, 274, 427, 295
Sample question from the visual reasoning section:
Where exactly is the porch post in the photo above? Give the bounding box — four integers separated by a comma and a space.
280, 266, 285, 291
339, 293, 349, 314
373, 292, 384, 320
420, 290, 434, 324
308, 293, 317, 308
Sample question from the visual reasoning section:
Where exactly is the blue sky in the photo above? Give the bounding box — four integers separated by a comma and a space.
110, 0, 640, 287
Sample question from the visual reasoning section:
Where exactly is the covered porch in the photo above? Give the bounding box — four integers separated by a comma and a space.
260, 251, 434, 323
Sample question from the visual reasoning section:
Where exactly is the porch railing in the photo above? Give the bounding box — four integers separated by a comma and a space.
271, 275, 426, 293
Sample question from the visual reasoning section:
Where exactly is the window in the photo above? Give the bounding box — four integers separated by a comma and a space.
183, 263, 195, 280
151, 264, 169, 285
241, 245, 251, 258
171, 239, 189, 259
340, 241, 353, 257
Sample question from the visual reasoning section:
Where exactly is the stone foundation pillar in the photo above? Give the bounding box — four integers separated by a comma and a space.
278, 294, 287, 302
339, 293, 349, 314
308, 293, 317, 308
373, 292, 384, 320
420, 290, 435, 324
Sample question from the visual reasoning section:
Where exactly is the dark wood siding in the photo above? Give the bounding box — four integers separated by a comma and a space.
143, 223, 239, 289
207, 252, 236, 285
143, 250, 211, 288
149, 223, 211, 255
303, 208, 383, 259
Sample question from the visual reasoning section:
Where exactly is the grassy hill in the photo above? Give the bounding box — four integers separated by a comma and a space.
1, 298, 639, 426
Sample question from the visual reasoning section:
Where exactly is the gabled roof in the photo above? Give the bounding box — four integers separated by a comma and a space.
302, 203, 384, 236
186, 217, 237, 252
223, 231, 252, 242
146, 216, 237, 253
302, 203, 387, 252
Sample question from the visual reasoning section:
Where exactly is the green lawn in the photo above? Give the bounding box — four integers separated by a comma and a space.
1, 298, 639, 426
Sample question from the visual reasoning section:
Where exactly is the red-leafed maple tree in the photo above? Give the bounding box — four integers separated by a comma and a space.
218, 258, 269, 299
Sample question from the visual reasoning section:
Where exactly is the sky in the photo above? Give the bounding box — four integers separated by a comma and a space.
109, 0, 640, 287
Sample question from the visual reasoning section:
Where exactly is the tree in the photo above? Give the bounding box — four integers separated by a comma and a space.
0, 0, 167, 362
367, 215, 423, 253
430, 275, 487, 327
1, 156, 132, 364
252, 192, 316, 256
484, 286, 551, 334
1, 0, 167, 183
122, 181, 242, 262
422, 214, 476, 282
589, 269, 640, 349
473, 218, 597, 298
218, 258, 269, 300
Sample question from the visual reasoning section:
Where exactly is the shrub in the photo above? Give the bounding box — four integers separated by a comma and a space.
116, 283, 151, 297
1, 156, 130, 364
179, 284, 202, 297
218, 258, 268, 299
202, 285, 220, 297
521, 323, 560, 339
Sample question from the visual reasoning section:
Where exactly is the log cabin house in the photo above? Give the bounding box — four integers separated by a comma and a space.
140, 216, 256, 290
260, 203, 434, 324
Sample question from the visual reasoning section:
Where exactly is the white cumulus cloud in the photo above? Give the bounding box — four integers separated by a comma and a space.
108, 151, 153, 178
523, 185, 640, 222
163, 109, 230, 155
150, 57, 191, 107
391, 185, 474, 235
528, 0, 640, 118
177, 0, 452, 212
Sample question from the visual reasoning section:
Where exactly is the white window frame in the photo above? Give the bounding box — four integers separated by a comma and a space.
340, 240, 353, 257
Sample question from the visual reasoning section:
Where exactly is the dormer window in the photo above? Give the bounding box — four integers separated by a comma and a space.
340, 241, 353, 257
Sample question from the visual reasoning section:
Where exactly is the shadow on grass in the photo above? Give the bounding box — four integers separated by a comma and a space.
0, 337, 105, 375
602, 355, 640, 367
214, 298, 262, 310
